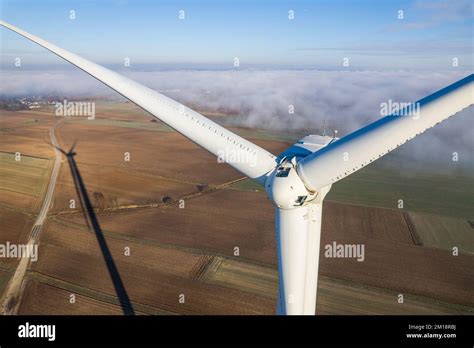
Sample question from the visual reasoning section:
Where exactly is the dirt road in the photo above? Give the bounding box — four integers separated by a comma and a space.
1, 117, 64, 315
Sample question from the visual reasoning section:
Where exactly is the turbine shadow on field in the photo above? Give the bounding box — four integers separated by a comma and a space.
57, 143, 135, 315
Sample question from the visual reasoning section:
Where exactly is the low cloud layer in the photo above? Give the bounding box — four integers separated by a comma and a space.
1, 68, 472, 168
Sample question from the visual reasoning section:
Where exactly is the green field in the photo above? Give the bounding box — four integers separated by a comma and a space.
408, 212, 474, 254
65, 118, 173, 132
227, 179, 264, 192
327, 164, 474, 220
94, 100, 149, 115
0, 152, 52, 197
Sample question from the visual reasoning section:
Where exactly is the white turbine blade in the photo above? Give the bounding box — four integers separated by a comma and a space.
0, 21, 277, 182
296, 75, 474, 191
275, 205, 309, 315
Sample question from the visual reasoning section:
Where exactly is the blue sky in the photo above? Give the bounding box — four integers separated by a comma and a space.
0, 0, 472, 69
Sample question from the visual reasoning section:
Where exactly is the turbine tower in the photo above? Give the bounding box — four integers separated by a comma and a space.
2, 20, 472, 315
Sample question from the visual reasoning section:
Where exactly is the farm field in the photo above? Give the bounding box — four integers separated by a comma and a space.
65, 118, 172, 132
56, 119, 289, 186
315, 276, 473, 315
407, 212, 474, 254
327, 165, 474, 220
27, 219, 274, 314
51, 196, 474, 310
0, 109, 56, 159
55, 189, 277, 265
198, 257, 473, 314
1, 101, 473, 315
196, 256, 278, 298
18, 279, 129, 315
55, 193, 423, 265
0, 152, 53, 212
50, 161, 201, 212
319, 233, 474, 307
0, 269, 13, 301
0, 208, 34, 269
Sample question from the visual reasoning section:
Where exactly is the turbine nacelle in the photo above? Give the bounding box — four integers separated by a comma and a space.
265, 157, 314, 209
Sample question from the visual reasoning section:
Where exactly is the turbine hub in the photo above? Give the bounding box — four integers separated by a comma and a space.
265, 158, 312, 209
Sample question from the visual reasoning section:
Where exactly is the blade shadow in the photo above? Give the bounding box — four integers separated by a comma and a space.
61, 144, 135, 315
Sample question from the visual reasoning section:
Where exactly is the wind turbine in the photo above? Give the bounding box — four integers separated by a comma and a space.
1, 20, 472, 315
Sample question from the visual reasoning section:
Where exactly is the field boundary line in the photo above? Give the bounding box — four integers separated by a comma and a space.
403, 212, 423, 246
